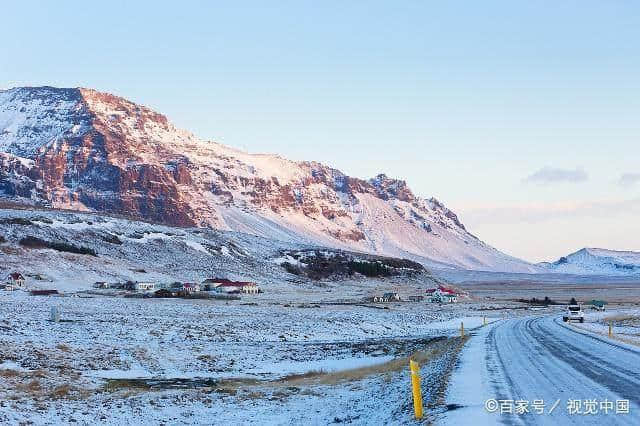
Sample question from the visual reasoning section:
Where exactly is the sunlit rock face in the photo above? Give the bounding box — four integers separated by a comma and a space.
0, 86, 535, 272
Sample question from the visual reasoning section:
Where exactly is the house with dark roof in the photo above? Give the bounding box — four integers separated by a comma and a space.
204, 278, 259, 294
5, 272, 25, 290
182, 282, 201, 293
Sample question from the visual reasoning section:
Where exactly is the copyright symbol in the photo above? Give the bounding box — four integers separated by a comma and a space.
485, 399, 499, 413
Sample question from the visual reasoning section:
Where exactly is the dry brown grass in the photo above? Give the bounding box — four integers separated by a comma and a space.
0, 369, 20, 378
603, 314, 640, 323
16, 379, 42, 394
49, 384, 72, 399
56, 344, 71, 352
31, 369, 47, 379
279, 336, 466, 387
240, 390, 266, 400
101, 335, 471, 409
0, 246, 21, 255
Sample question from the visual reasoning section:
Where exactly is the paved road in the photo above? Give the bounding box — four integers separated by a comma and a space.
441, 315, 640, 425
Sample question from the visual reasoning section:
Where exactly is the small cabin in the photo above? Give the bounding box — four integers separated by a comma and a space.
30, 289, 59, 296
203, 278, 259, 294
373, 292, 401, 303
215, 282, 259, 294
383, 292, 401, 302
182, 282, 201, 293
154, 289, 176, 298
6, 272, 25, 289
135, 282, 156, 291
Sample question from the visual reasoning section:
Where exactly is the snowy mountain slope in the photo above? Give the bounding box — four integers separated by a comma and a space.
0, 86, 536, 272
539, 248, 640, 275
0, 207, 439, 291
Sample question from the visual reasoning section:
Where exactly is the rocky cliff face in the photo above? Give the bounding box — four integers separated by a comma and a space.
0, 86, 535, 272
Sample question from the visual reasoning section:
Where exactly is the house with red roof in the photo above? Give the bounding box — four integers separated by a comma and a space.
426, 286, 458, 303
5, 272, 25, 290
203, 278, 259, 294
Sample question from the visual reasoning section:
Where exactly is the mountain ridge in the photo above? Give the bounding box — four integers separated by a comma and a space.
539, 247, 640, 275
0, 86, 536, 272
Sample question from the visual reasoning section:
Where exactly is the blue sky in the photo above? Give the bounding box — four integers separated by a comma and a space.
2, 1, 639, 262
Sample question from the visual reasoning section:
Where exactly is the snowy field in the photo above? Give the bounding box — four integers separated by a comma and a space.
0, 290, 512, 425
570, 308, 640, 346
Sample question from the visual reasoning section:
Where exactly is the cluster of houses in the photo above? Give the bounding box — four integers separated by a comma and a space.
92, 277, 261, 296
425, 286, 459, 303
371, 285, 459, 304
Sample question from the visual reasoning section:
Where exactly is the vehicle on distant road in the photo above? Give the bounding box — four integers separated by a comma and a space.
588, 300, 607, 311
563, 304, 585, 323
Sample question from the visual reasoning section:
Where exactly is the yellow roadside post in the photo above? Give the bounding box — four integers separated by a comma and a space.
461, 321, 464, 338
609, 321, 613, 337
409, 359, 423, 419
483, 316, 487, 326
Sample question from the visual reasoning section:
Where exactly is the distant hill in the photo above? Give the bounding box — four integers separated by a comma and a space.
539, 248, 640, 275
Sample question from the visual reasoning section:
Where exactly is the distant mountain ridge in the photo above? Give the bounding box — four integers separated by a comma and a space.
0, 86, 537, 272
539, 248, 640, 275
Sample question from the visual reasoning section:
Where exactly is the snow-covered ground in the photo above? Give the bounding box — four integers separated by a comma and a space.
0, 207, 443, 296
570, 308, 640, 346
0, 291, 499, 424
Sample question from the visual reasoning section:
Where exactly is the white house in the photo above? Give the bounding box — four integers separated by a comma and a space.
5, 272, 25, 290
426, 286, 458, 303
215, 282, 259, 294
182, 282, 201, 293
373, 292, 401, 303
202, 278, 259, 294
135, 282, 156, 291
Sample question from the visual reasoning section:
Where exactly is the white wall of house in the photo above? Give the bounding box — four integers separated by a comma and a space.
135, 282, 155, 291
241, 285, 259, 294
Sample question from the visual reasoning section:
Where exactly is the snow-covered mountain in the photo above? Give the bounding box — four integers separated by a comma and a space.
540, 248, 640, 275
0, 86, 536, 272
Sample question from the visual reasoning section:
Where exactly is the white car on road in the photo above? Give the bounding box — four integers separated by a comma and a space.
562, 304, 585, 323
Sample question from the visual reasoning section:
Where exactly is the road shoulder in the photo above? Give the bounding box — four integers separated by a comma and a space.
437, 322, 499, 425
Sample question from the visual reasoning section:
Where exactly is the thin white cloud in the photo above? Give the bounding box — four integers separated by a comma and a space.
523, 166, 588, 184
618, 173, 640, 187
458, 198, 640, 225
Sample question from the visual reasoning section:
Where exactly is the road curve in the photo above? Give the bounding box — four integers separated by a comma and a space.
441, 315, 640, 425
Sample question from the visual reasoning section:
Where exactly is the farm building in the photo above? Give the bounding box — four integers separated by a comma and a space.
7, 272, 25, 286
373, 292, 401, 303
123, 281, 156, 291
135, 282, 156, 291
182, 283, 201, 293
215, 282, 259, 294
426, 286, 458, 303
202, 278, 260, 294
154, 289, 177, 298
30, 289, 59, 296
5, 272, 25, 290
